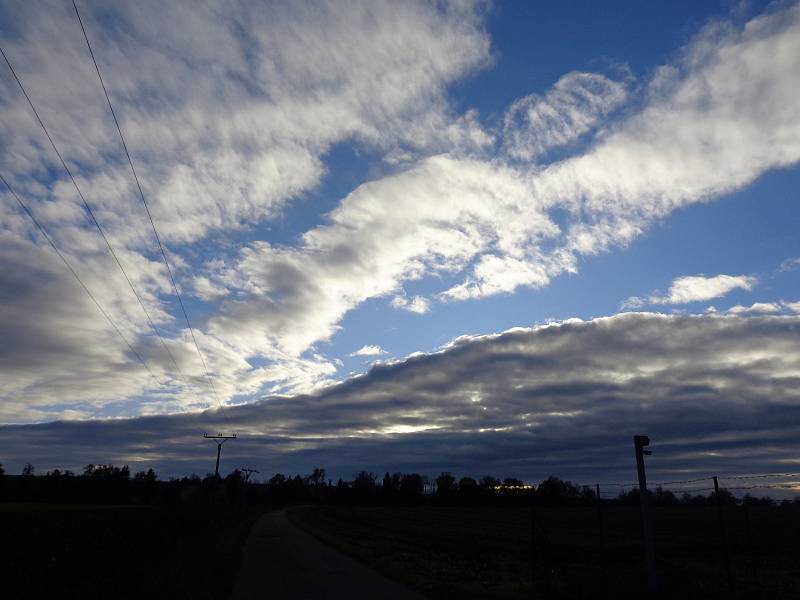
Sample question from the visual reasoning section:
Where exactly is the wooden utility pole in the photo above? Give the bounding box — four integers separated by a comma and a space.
203, 433, 237, 477
634, 435, 658, 594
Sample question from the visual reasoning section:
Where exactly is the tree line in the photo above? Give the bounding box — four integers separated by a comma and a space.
0, 463, 794, 508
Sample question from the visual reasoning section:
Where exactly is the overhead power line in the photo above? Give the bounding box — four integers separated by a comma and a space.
1, 172, 161, 385
0, 44, 185, 386
72, 0, 221, 407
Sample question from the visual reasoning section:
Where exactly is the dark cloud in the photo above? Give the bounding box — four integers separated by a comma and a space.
3, 313, 800, 486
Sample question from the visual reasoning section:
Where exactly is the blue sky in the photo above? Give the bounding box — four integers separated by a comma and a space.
304, 0, 800, 384
1, 1, 800, 480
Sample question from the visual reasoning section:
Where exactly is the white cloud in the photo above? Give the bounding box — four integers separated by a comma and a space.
192, 276, 230, 302
779, 257, 800, 272
439, 4, 800, 301
503, 71, 630, 161
783, 301, 800, 314
628, 274, 758, 307
391, 295, 431, 314
349, 345, 388, 357
206, 157, 557, 358
728, 300, 800, 315
728, 301, 782, 314
1, 0, 492, 242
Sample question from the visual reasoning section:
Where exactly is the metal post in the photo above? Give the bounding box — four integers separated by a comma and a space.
634, 435, 658, 594
713, 476, 733, 589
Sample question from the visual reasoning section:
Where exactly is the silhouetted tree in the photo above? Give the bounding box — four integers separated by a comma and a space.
709, 487, 737, 507
479, 476, 500, 489
536, 476, 584, 505
268, 473, 287, 486
307, 467, 326, 487
353, 471, 377, 491
458, 476, 477, 489
436, 472, 457, 497
21, 463, 34, 477
400, 473, 426, 497
134, 468, 157, 483
742, 493, 775, 507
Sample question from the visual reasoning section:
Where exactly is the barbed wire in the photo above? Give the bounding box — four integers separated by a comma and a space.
652, 476, 712, 486
718, 472, 800, 481
595, 472, 800, 491
725, 483, 800, 491
598, 483, 798, 499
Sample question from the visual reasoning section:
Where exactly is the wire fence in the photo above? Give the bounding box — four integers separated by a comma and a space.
530, 469, 800, 597
592, 471, 800, 499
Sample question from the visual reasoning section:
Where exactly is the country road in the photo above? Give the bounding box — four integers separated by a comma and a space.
232, 510, 426, 599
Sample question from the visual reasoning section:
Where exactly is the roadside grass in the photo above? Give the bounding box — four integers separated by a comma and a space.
288, 504, 800, 599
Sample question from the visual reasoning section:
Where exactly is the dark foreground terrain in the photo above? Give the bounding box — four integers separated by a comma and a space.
3, 468, 799, 599
289, 504, 800, 599
0, 503, 253, 600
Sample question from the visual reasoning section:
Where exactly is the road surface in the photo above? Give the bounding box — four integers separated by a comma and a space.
232, 509, 426, 599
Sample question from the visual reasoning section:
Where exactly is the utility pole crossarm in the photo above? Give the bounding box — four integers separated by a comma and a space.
203, 433, 237, 441
203, 432, 237, 477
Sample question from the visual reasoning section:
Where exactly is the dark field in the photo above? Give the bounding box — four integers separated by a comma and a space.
289, 503, 800, 599
0, 503, 253, 600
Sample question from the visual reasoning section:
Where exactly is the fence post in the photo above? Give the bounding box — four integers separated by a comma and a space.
713, 476, 734, 590
744, 505, 762, 597
531, 487, 537, 590
596, 483, 608, 594
530, 486, 552, 597
596, 483, 604, 551
634, 435, 658, 594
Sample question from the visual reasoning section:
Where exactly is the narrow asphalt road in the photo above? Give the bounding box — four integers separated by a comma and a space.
232, 509, 427, 599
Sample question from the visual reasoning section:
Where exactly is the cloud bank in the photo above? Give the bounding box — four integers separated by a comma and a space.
2, 313, 800, 484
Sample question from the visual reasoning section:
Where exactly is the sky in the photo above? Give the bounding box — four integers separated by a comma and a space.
1, 0, 800, 484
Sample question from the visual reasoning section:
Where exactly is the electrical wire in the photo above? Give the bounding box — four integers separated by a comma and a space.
0, 44, 185, 387
71, 0, 221, 407
1, 172, 162, 386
